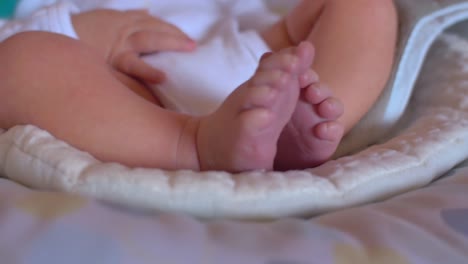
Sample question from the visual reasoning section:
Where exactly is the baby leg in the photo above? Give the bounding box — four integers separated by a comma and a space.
262, 0, 398, 169
0, 32, 199, 170
263, 0, 397, 131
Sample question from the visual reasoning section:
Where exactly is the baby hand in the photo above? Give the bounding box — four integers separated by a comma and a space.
72, 9, 196, 84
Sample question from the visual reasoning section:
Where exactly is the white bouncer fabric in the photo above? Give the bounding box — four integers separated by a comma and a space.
0, 0, 468, 219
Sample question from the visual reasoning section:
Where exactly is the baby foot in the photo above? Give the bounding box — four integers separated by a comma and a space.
195, 44, 311, 172
275, 79, 345, 171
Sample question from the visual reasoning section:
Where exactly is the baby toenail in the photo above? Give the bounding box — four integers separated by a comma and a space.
317, 122, 342, 140
251, 86, 276, 104
301, 70, 319, 84
276, 72, 289, 85
256, 85, 275, 99
312, 85, 323, 96
286, 56, 299, 71
323, 100, 338, 113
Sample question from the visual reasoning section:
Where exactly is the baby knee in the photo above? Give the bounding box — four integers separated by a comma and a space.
0, 32, 90, 70
353, 0, 397, 27
2, 31, 72, 55
0, 32, 104, 89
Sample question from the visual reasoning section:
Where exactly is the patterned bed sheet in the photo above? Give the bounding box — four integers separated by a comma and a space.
1, 160, 467, 264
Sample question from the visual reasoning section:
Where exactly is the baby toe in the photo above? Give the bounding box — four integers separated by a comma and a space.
299, 69, 319, 88
314, 121, 344, 141
296, 41, 315, 71
251, 70, 292, 91
245, 85, 277, 108
303, 83, 332, 104
316, 97, 344, 120
259, 49, 300, 73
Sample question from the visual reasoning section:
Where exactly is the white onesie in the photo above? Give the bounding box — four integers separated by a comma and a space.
3, 0, 281, 115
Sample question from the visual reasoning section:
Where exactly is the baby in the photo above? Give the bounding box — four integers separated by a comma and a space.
0, 0, 397, 172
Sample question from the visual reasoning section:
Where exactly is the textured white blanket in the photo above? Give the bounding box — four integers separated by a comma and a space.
0, 0, 467, 219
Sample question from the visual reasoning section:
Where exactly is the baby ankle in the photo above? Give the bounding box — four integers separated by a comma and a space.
175, 117, 201, 171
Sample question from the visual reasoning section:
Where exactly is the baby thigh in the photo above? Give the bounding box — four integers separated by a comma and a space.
0, 32, 190, 169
